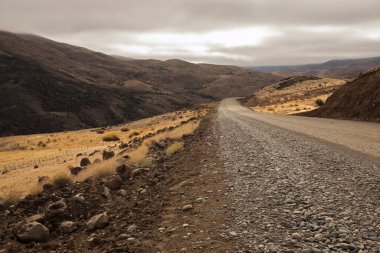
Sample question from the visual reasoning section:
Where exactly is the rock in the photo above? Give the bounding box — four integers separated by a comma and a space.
80, 157, 91, 167
115, 164, 131, 180
131, 168, 143, 179
73, 193, 85, 202
46, 199, 67, 218
182, 204, 193, 211
229, 231, 237, 236
37, 176, 49, 184
103, 150, 115, 160
291, 232, 302, 239
314, 233, 324, 241
127, 224, 137, 233
102, 187, 112, 200
87, 212, 109, 230
70, 166, 83, 175
59, 221, 77, 233
104, 175, 123, 190
17, 222, 49, 242
195, 197, 207, 204
25, 214, 44, 223
116, 189, 127, 196
42, 183, 54, 191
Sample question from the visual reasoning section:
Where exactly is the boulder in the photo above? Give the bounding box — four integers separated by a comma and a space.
87, 212, 108, 230
46, 199, 67, 218
102, 150, 115, 160
104, 175, 123, 190
115, 164, 131, 180
17, 222, 49, 242
80, 157, 91, 167
59, 221, 77, 233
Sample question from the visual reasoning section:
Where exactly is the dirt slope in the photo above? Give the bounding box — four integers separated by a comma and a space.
306, 67, 380, 122
0, 31, 280, 136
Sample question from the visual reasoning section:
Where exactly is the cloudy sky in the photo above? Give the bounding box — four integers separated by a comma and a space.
1, 0, 380, 66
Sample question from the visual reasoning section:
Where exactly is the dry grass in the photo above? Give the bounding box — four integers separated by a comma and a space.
165, 141, 184, 157
50, 173, 72, 188
0, 108, 207, 199
102, 134, 120, 142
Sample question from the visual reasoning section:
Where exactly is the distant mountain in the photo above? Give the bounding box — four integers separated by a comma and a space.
0, 31, 280, 135
305, 67, 380, 122
251, 57, 380, 78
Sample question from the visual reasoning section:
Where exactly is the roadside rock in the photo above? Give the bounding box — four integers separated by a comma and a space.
17, 222, 49, 242
87, 212, 109, 230
59, 221, 77, 233
104, 175, 123, 190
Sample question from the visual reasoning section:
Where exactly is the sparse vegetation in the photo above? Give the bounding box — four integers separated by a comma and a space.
129, 131, 140, 138
315, 99, 324, 106
165, 141, 184, 157
102, 134, 120, 142
120, 127, 129, 132
51, 173, 72, 188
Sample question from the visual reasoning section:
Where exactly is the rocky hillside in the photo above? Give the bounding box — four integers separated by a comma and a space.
305, 67, 380, 122
252, 57, 380, 78
0, 31, 280, 136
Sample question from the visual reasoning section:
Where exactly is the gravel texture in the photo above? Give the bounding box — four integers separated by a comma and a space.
217, 98, 380, 253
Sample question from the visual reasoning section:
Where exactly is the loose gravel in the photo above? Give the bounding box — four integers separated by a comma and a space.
216, 99, 380, 253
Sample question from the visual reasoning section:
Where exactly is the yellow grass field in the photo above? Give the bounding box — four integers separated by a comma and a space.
0, 108, 207, 200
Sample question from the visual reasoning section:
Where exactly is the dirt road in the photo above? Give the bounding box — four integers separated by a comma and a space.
216, 98, 380, 252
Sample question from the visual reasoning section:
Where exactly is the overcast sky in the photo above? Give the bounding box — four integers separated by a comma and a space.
1, 0, 380, 66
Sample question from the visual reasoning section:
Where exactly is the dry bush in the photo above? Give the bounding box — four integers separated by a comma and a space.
165, 141, 184, 157
51, 173, 72, 188
129, 131, 140, 138
75, 159, 116, 181
267, 107, 275, 112
120, 127, 129, 132
315, 99, 324, 106
102, 134, 120, 142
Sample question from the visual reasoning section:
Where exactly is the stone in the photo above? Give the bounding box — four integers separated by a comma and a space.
46, 199, 67, 218
80, 157, 91, 167
87, 212, 109, 230
70, 166, 83, 175
103, 150, 115, 160
117, 189, 127, 196
127, 224, 137, 233
291, 232, 302, 239
17, 222, 49, 242
59, 221, 77, 233
131, 168, 143, 179
182, 204, 193, 211
314, 233, 324, 241
25, 214, 44, 223
104, 175, 123, 190
102, 187, 112, 200
115, 164, 131, 180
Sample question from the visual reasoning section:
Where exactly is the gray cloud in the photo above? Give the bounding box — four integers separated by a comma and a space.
1, 0, 380, 65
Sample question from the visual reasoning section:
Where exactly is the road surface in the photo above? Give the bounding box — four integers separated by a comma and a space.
216, 98, 380, 252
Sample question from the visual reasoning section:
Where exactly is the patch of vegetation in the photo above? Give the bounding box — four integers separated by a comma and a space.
129, 131, 140, 138
120, 127, 129, 132
165, 141, 184, 157
315, 99, 324, 106
102, 134, 120, 141
51, 173, 72, 188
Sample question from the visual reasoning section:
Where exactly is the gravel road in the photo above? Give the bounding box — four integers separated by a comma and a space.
217, 98, 380, 252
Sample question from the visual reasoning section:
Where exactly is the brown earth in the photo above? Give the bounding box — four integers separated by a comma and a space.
0, 107, 236, 252
0, 31, 280, 136
305, 67, 380, 122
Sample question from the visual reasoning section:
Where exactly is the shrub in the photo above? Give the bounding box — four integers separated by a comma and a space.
51, 173, 72, 188
165, 141, 184, 157
120, 127, 129, 132
129, 131, 140, 138
102, 134, 120, 142
315, 99, 324, 106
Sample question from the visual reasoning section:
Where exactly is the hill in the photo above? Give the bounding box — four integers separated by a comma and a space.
243, 76, 345, 114
0, 31, 280, 136
251, 57, 380, 78
305, 67, 380, 122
